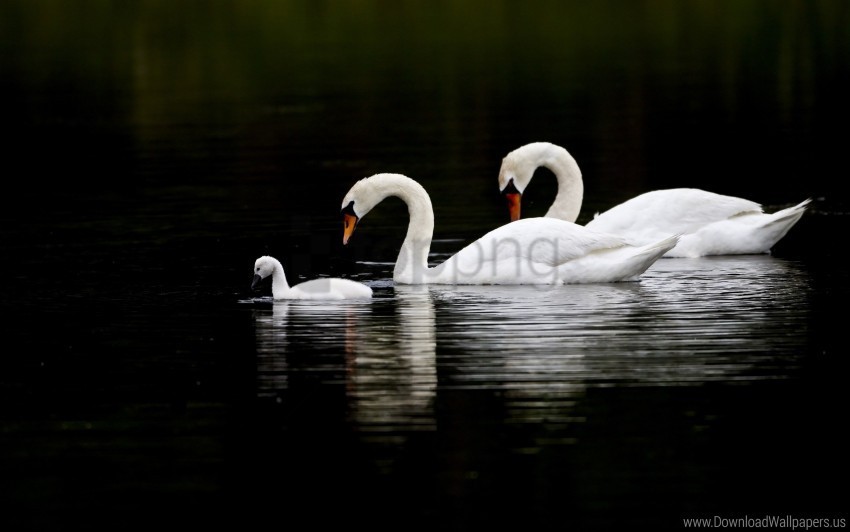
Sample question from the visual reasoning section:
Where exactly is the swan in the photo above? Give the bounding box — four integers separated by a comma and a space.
340, 173, 679, 285
252, 255, 373, 300
498, 142, 811, 258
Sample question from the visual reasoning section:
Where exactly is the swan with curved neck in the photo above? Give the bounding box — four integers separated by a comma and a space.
498, 142, 811, 258
252, 255, 372, 299
341, 173, 678, 285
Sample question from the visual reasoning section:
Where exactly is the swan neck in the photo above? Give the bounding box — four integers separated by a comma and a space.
396, 181, 435, 283
541, 148, 584, 223
270, 259, 292, 298
350, 174, 438, 283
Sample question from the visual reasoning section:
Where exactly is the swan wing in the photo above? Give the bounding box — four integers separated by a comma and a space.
429, 218, 633, 283
457, 218, 628, 266
664, 197, 812, 257
290, 278, 373, 299
585, 188, 762, 240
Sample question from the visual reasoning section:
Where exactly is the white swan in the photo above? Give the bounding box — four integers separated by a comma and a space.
498, 142, 811, 258
252, 255, 373, 300
340, 173, 679, 285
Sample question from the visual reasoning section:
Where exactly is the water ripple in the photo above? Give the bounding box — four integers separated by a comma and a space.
251, 254, 812, 435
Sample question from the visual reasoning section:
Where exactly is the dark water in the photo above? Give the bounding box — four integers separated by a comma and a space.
1, 1, 849, 530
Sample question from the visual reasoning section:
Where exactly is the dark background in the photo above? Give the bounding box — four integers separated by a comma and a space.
1, 1, 848, 530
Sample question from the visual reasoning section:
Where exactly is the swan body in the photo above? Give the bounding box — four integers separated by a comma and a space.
252, 255, 372, 300
498, 142, 811, 258
341, 173, 678, 284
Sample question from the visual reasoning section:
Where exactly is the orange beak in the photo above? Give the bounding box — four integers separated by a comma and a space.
343, 212, 358, 245
504, 192, 522, 222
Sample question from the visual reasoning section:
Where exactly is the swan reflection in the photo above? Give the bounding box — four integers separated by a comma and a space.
253, 301, 291, 397
347, 285, 436, 435
253, 254, 811, 439
433, 255, 810, 386
425, 255, 811, 424
252, 287, 437, 435
428, 282, 644, 424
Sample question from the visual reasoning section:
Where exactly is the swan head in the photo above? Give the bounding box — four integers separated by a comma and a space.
252, 255, 276, 290
498, 142, 580, 222
340, 173, 406, 245
340, 176, 380, 245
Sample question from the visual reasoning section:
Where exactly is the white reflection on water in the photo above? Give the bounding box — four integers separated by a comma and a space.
429, 254, 811, 427
253, 254, 812, 433
435, 255, 810, 384
345, 286, 437, 435
252, 286, 437, 435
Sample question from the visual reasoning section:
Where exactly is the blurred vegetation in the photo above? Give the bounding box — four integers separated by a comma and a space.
2, 0, 848, 217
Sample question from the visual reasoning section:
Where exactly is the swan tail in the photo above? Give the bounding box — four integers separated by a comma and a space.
758, 197, 811, 239
728, 198, 810, 254
767, 198, 811, 225
620, 233, 681, 279
635, 233, 681, 259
